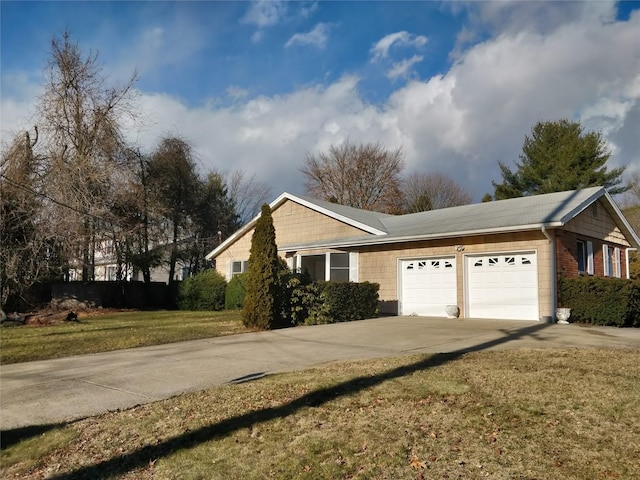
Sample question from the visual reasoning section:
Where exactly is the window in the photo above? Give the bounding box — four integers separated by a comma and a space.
299, 252, 356, 282
330, 253, 349, 282
602, 245, 620, 277
577, 241, 586, 273
577, 241, 594, 275
231, 261, 248, 277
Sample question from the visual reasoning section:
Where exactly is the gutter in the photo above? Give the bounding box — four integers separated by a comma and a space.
626, 248, 637, 279
541, 227, 556, 323
280, 222, 565, 252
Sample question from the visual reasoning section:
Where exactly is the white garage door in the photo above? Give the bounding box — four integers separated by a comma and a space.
466, 252, 539, 320
400, 257, 457, 316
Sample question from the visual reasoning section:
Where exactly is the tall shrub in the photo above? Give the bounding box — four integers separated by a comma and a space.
177, 269, 226, 311
242, 204, 285, 329
225, 272, 247, 310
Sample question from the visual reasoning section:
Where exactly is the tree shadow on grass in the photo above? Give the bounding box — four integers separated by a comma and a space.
48, 322, 551, 479
0, 423, 70, 450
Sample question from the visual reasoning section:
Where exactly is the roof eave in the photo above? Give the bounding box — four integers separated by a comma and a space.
279, 222, 564, 251
205, 192, 386, 260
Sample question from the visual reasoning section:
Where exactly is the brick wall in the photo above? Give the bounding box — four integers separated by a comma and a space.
555, 230, 627, 279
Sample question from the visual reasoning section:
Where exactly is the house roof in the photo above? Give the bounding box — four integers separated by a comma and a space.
206, 187, 640, 259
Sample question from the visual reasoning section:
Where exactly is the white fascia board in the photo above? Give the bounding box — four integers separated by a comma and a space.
205, 191, 384, 260
602, 191, 640, 248
559, 187, 605, 225
279, 222, 564, 252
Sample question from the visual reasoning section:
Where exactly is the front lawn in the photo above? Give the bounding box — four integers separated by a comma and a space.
2, 349, 639, 479
0, 310, 245, 364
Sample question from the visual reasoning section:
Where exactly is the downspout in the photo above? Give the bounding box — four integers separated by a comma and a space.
542, 227, 556, 323
626, 248, 637, 279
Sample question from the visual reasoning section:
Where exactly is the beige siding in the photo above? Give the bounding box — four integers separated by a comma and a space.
563, 200, 630, 246
271, 200, 371, 245
215, 199, 372, 279
358, 231, 552, 320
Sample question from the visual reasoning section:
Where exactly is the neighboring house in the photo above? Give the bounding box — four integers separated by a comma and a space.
205, 187, 640, 321
68, 239, 189, 283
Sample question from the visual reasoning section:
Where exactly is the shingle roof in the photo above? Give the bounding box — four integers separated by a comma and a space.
207, 186, 640, 259
379, 186, 604, 238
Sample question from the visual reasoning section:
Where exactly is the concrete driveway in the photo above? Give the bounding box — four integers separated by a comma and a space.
2, 316, 639, 431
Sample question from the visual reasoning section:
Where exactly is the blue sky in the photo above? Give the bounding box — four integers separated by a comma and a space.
2, 1, 639, 202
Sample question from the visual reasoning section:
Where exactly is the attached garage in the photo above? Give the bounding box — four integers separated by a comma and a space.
465, 252, 539, 320
399, 257, 457, 316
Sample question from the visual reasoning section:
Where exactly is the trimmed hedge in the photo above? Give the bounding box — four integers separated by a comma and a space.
558, 277, 640, 327
292, 281, 380, 326
177, 269, 227, 311
225, 273, 248, 310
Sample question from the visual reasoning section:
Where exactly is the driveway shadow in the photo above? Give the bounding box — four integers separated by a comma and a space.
35, 322, 550, 479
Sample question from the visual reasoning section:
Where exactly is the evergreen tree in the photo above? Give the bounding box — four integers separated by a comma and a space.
242, 204, 283, 329
491, 119, 627, 200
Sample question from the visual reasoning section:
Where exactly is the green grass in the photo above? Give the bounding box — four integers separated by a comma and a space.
0, 310, 246, 364
2, 349, 639, 479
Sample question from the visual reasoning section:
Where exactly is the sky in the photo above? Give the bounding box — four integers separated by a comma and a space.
2, 0, 639, 203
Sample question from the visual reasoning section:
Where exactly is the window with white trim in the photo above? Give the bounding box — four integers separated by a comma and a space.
613, 247, 621, 278
330, 253, 349, 282
587, 241, 594, 275
577, 240, 594, 275
602, 245, 620, 277
231, 260, 248, 277
298, 252, 357, 282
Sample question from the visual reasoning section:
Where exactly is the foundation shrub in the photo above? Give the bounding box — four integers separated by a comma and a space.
225, 273, 248, 310
558, 276, 640, 327
295, 281, 380, 325
177, 269, 227, 311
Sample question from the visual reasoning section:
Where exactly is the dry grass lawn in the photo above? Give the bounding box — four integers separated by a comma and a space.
2, 348, 639, 479
0, 310, 245, 364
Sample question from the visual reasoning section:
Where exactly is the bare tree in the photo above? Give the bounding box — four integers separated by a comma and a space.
401, 172, 472, 213
0, 128, 64, 308
300, 140, 405, 213
37, 30, 137, 281
226, 170, 272, 224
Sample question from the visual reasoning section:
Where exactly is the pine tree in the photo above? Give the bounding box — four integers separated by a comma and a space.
491, 119, 627, 200
242, 204, 283, 329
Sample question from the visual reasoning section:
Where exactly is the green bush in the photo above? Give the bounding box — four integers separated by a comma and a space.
177, 269, 227, 311
294, 281, 380, 326
558, 277, 640, 327
225, 273, 248, 310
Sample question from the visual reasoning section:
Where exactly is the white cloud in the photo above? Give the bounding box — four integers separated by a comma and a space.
3, 4, 638, 204
285, 23, 330, 49
226, 85, 250, 101
370, 31, 427, 61
386, 55, 424, 80
241, 0, 287, 28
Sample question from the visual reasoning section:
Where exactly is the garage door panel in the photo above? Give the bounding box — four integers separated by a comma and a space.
466, 253, 539, 320
400, 257, 456, 317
